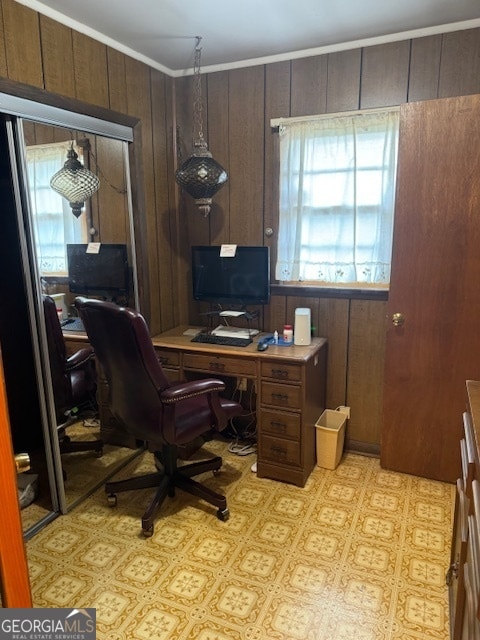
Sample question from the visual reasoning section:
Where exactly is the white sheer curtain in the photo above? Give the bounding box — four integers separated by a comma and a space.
26, 141, 86, 275
276, 109, 399, 286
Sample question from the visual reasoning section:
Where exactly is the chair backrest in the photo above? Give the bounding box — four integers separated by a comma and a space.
43, 295, 71, 418
75, 297, 171, 443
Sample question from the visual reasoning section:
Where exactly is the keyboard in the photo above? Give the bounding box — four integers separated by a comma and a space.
61, 317, 85, 332
191, 333, 252, 347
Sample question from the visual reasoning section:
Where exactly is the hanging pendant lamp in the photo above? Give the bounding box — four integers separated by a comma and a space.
50, 143, 100, 218
175, 37, 228, 217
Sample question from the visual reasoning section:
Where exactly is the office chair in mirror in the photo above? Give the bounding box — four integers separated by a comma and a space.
42, 295, 103, 460
75, 297, 243, 537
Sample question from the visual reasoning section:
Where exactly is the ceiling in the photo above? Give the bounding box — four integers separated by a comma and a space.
19, 0, 480, 76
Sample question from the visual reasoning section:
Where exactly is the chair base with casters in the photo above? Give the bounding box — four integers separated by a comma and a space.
56, 408, 103, 481
57, 403, 103, 458
59, 431, 103, 456
75, 296, 243, 538
106, 443, 229, 537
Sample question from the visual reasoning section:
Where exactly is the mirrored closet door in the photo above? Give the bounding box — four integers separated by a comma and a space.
0, 93, 142, 538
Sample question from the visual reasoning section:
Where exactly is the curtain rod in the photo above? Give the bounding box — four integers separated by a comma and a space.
270, 105, 400, 129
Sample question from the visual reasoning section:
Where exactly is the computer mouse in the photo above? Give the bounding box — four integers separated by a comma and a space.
257, 341, 269, 352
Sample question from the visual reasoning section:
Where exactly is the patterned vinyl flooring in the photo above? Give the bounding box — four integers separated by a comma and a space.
26, 438, 455, 639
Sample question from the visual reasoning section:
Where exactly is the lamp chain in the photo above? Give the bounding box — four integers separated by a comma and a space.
174, 35, 228, 217
193, 37, 206, 150
77, 138, 127, 195
90, 149, 127, 195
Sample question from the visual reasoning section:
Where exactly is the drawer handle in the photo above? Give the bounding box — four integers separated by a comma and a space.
209, 362, 225, 372
270, 445, 287, 457
271, 369, 289, 379
270, 421, 287, 433
272, 393, 289, 402
158, 356, 169, 365
446, 559, 458, 586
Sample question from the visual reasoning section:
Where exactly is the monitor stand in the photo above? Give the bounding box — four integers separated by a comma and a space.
211, 324, 259, 339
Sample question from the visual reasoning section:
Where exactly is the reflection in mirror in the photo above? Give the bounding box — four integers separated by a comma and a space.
19, 121, 142, 534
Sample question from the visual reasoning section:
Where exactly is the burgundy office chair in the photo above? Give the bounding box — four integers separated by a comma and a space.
75, 297, 243, 537
43, 295, 103, 457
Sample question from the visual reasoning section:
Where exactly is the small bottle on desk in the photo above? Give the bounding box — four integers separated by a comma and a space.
283, 324, 293, 343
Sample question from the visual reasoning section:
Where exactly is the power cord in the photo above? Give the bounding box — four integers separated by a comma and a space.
224, 376, 258, 456
228, 440, 257, 456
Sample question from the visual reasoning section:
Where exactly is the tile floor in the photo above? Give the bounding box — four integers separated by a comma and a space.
21, 427, 141, 535
26, 439, 455, 639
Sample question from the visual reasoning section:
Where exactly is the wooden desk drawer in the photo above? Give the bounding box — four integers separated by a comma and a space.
463, 412, 477, 486
261, 381, 301, 410
163, 368, 182, 384
261, 361, 302, 382
155, 348, 180, 368
461, 438, 476, 494
260, 409, 301, 440
183, 352, 256, 377
260, 434, 301, 466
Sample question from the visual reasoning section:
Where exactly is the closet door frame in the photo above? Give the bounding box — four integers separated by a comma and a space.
0, 355, 32, 606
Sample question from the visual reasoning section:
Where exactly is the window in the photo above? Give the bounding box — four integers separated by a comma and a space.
275, 108, 399, 287
26, 141, 87, 275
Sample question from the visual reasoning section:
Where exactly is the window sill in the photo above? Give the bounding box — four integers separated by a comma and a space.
270, 283, 389, 301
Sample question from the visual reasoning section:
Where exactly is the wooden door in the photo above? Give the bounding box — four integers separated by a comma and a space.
381, 95, 480, 483
0, 351, 32, 606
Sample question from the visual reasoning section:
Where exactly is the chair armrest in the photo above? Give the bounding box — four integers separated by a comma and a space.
65, 347, 94, 371
160, 378, 226, 404
160, 378, 229, 439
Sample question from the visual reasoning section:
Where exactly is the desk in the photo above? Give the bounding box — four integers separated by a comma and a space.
448, 381, 480, 639
152, 326, 327, 487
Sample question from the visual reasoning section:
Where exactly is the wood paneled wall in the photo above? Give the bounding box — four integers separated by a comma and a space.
0, 0, 177, 334
1, 0, 480, 452
176, 27, 480, 453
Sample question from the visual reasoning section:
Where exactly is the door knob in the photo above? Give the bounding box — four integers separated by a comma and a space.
391, 313, 405, 327
14, 453, 30, 474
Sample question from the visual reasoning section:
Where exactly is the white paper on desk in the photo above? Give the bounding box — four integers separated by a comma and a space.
86, 242, 101, 254
220, 244, 237, 257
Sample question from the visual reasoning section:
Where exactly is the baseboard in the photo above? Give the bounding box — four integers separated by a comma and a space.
345, 439, 380, 458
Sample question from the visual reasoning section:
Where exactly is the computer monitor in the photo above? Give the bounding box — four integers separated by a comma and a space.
67, 243, 129, 296
192, 245, 270, 307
